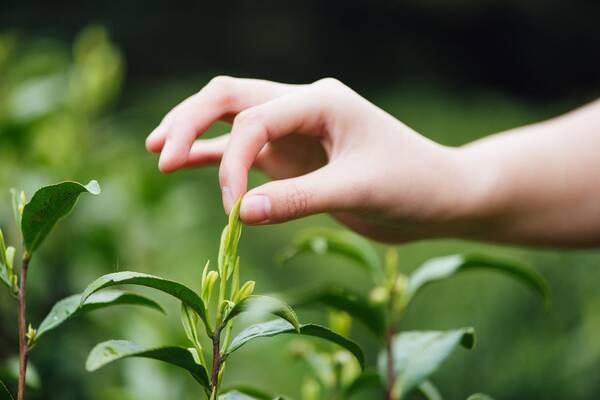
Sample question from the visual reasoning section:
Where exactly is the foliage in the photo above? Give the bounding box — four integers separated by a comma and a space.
0, 181, 162, 400
1, 26, 597, 400
83, 200, 364, 399
282, 227, 548, 399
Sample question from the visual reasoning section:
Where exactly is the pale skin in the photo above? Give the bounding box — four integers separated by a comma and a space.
146, 76, 600, 247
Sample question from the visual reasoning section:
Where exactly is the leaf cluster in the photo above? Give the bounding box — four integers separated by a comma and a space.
279, 227, 549, 399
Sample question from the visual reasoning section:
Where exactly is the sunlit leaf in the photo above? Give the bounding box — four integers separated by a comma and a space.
3, 357, 40, 389
279, 228, 384, 283
86, 340, 210, 389
36, 290, 163, 340
81, 271, 208, 327
290, 285, 386, 336
219, 391, 262, 400
226, 319, 365, 369
9, 189, 21, 230
466, 394, 495, 400
181, 303, 201, 348
406, 254, 549, 304
0, 264, 9, 291
417, 380, 443, 400
219, 386, 278, 400
21, 180, 100, 254
378, 329, 475, 397
224, 295, 300, 331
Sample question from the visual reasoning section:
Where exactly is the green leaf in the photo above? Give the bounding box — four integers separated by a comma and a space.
181, 303, 200, 345
0, 265, 10, 291
86, 340, 210, 389
290, 285, 386, 337
0, 231, 13, 292
219, 391, 262, 400
279, 228, 384, 283
219, 386, 278, 400
224, 295, 300, 331
406, 254, 549, 304
466, 394, 495, 400
344, 369, 384, 397
81, 271, 208, 327
417, 380, 443, 400
9, 188, 22, 231
3, 357, 40, 389
0, 380, 13, 400
378, 328, 475, 397
36, 290, 163, 340
21, 180, 100, 254
226, 319, 365, 369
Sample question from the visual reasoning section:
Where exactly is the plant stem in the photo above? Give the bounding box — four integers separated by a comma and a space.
384, 325, 396, 400
17, 255, 30, 400
210, 328, 222, 399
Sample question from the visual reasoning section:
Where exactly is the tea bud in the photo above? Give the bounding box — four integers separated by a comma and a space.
26, 324, 37, 345
385, 249, 399, 281
201, 260, 210, 285
201, 271, 219, 304
233, 280, 255, 303
18, 191, 26, 215
393, 274, 408, 297
5, 246, 14, 271
369, 286, 389, 304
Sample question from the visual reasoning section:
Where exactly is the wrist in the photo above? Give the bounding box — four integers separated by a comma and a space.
440, 144, 506, 241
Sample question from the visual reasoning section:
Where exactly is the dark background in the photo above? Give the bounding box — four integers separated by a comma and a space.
1, 1, 599, 399
4, 0, 599, 101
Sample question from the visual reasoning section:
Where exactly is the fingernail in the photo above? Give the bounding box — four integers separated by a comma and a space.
222, 186, 233, 213
241, 194, 271, 223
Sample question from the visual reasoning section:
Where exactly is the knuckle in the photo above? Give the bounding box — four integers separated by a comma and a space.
233, 109, 270, 141
206, 75, 236, 108
208, 75, 235, 89
280, 182, 309, 219
314, 77, 344, 90
310, 77, 348, 108
234, 109, 262, 127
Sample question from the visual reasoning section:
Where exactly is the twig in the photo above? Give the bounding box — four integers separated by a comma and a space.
385, 325, 396, 400
17, 256, 30, 400
210, 328, 222, 400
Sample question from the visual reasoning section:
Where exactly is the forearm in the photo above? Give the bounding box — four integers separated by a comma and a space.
456, 99, 600, 246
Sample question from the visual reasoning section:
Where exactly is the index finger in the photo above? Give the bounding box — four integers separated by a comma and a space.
145, 76, 298, 173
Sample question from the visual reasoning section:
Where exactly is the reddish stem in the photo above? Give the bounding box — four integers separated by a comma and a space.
210, 328, 222, 397
17, 256, 30, 400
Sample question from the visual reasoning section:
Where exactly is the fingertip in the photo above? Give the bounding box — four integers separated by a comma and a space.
158, 140, 188, 173
240, 193, 271, 224
145, 135, 157, 151
146, 126, 166, 153
146, 139, 161, 154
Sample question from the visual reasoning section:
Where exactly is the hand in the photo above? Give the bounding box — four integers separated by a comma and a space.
146, 77, 473, 242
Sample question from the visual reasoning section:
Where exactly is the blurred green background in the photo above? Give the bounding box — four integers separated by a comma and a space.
1, 1, 599, 399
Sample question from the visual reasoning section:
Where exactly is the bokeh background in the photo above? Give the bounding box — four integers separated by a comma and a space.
1, 1, 600, 399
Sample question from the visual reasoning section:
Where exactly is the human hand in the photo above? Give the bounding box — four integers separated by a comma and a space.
146, 77, 474, 242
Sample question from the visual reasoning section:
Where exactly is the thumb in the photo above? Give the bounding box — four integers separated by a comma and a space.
240, 165, 350, 224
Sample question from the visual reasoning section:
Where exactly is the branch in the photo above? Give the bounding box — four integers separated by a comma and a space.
17, 255, 30, 400
210, 327, 222, 400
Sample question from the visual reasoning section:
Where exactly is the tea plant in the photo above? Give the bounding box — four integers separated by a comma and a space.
0, 181, 163, 400
280, 228, 549, 400
82, 200, 365, 399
